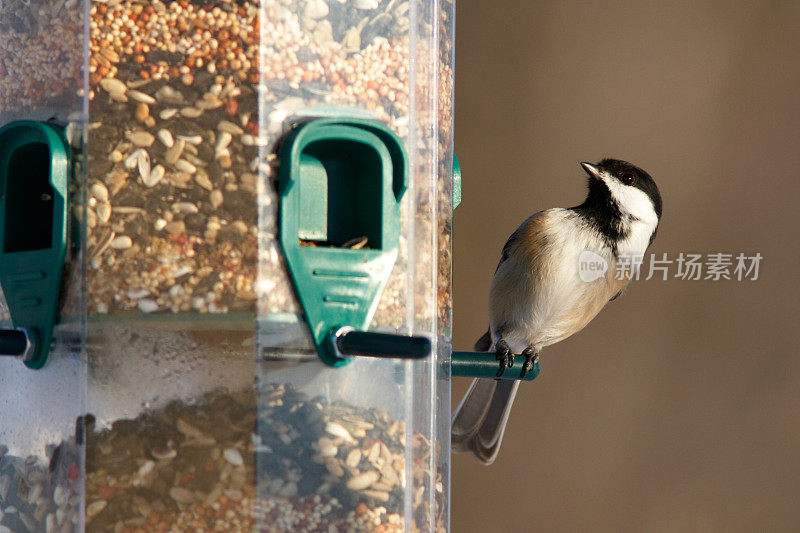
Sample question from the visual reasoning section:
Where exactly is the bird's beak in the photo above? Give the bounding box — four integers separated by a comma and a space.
580, 162, 602, 180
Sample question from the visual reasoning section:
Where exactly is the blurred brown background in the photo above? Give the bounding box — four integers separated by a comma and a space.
451, 1, 800, 531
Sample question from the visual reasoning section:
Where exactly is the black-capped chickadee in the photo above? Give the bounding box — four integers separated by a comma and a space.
452, 159, 662, 465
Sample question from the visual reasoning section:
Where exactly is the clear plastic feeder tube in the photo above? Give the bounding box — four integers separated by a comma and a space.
0, 1, 88, 532
0, 0, 455, 530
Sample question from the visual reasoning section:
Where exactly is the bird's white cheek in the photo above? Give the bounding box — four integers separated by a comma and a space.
602, 176, 658, 225
619, 221, 654, 255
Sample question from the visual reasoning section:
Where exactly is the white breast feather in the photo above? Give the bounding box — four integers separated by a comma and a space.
491, 195, 657, 354
495, 210, 611, 351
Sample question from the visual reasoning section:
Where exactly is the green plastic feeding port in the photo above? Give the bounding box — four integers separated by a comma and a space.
0, 121, 70, 369
279, 118, 430, 366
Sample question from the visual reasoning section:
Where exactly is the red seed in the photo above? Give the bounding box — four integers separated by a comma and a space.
67, 462, 79, 481
225, 99, 239, 115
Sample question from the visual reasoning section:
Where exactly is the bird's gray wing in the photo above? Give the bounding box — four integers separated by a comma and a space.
451, 214, 541, 465
495, 222, 524, 273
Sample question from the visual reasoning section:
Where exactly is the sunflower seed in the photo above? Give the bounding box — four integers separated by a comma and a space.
326, 422, 355, 443
159, 108, 178, 120
215, 131, 232, 154
86, 500, 107, 521
91, 182, 109, 203
176, 419, 204, 438
223, 448, 243, 466
324, 459, 344, 477
175, 159, 196, 174
124, 149, 144, 169
317, 438, 338, 457
165, 138, 186, 165
346, 449, 362, 468
178, 134, 202, 145
169, 487, 194, 504
126, 78, 152, 90
127, 90, 156, 104
305, 0, 329, 18
355, 0, 379, 9
126, 130, 155, 147
209, 189, 223, 209
144, 165, 165, 188
362, 489, 390, 502
217, 120, 244, 136
180, 107, 203, 118
99, 77, 126, 96
137, 150, 151, 184
196, 95, 222, 110
182, 142, 198, 156
182, 152, 207, 168
157, 129, 174, 148
367, 442, 381, 463
346, 470, 380, 491
217, 153, 232, 169
232, 221, 249, 235
96, 202, 111, 223
195, 171, 213, 191
371, 481, 394, 492
154, 85, 185, 104
164, 221, 185, 234
172, 202, 198, 214
110, 235, 133, 249
380, 463, 400, 487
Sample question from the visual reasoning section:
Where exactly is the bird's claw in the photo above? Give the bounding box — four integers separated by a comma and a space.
519, 348, 539, 379
495, 340, 513, 377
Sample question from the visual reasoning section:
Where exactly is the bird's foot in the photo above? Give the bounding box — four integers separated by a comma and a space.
495, 340, 514, 377
519, 347, 539, 379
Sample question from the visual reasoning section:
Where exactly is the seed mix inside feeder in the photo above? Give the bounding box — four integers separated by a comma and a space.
1, 0, 453, 529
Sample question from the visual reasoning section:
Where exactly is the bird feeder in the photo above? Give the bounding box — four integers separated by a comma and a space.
0, 0, 463, 531
0, 0, 539, 530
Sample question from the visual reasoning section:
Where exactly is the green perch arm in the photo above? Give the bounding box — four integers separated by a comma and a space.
451, 351, 540, 381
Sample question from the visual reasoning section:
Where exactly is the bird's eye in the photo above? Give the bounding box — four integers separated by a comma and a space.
621, 172, 636, 185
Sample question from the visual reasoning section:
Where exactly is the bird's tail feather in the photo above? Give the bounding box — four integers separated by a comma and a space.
451, 329, 520, 465
473, 379, 519, 463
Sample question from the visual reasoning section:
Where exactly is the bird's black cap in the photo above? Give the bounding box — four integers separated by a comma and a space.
576, 158, 662, 250
582, 158, 662, 220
